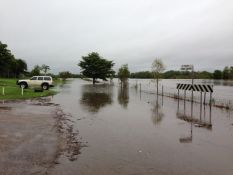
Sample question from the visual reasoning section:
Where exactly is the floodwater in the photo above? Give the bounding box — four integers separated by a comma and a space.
51, 79, 233, 175
130, 79, 233, 101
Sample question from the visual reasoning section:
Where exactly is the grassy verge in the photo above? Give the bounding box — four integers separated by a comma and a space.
0, 78, 58, 100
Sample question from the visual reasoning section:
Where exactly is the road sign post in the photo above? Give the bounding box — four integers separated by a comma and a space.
181, 65, 194, 102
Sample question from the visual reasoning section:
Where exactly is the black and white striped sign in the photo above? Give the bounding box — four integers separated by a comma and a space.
176, 84, 192, 91
177, 84, 213, 92
192, 84, 213, 92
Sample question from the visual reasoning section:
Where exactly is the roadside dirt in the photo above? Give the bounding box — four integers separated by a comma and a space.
0, 97, 81, 175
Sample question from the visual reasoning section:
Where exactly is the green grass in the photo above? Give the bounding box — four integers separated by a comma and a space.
0, 78, 58, 100
0, 78, 18, 87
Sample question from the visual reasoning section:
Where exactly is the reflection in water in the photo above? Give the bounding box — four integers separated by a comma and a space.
118, 84, 129, 108
80, 84, 113, 113
177, 96, 212, 143
58, 81, 72, 93
151, 96, 164, 125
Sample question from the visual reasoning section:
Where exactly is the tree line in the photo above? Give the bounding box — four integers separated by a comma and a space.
1, 41, 233, 81
0, 41, 27, 78
130, 68, 233, 80
0, 41, 82, 79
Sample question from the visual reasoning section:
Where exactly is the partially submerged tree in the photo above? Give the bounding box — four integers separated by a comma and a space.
118, 85, 129, 108
151, 99, 164, 125
151, 58, 165, 95
118, 64, 130, 85
59, 71, 72, 81
78, 52, 115, 84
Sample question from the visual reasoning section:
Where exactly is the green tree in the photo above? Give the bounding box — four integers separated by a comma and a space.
230, 66, 233, 79
118, 64, 130, 84
59, 71, 72, 80
163, 70, 182, 79
213, 70, 222, 79
151, 58, 165, 95
41, 64, 50, 75
78, 52, 115, 84
130, 71, 153, 79
223, 66, 230, 79
30, 65, 41, 76
0, 42, 12, 77
15, 59, 27, 77
0, 41, 27, 78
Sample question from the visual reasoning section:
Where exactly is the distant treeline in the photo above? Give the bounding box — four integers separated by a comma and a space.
1, 41, 233, 80
130, 68, 233, 80
57, 71, 82, 80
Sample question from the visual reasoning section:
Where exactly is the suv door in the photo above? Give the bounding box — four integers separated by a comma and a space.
44, 76, 52, 84
37, 77, 44, 86
29, 76, 38, 86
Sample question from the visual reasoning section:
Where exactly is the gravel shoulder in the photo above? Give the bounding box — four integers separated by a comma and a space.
0, 97, 80, 175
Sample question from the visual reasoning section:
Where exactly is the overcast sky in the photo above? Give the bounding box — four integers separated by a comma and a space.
0, 0, 233, 73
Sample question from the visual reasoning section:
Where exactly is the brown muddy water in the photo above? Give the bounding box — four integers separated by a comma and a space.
50, 79, 233, 175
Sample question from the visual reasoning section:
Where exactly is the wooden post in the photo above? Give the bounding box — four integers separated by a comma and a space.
209, 92, 212, 124
203, 97, 206, 120
200, 91, 202, 121
204, 92, 206, 105
177, 89, 180, 110
161, 85, 164, 106
178, 89, 180, 100
210, 92, 212, 106
162, 85, 164, 96
191, 93, 193, 119
191, 100, 193, 137
140, 83, 141, 100
184, 90, 186, 115
184, 90, 186, 101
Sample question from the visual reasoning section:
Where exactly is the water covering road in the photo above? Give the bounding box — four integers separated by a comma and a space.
51, 79, 233, 175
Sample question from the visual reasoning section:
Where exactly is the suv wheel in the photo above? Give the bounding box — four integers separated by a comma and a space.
20, 82, 27, 89
42, 84, 49, 90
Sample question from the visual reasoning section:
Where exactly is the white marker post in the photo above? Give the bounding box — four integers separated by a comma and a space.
21, 87, 24, 96
2, 87, 5, 96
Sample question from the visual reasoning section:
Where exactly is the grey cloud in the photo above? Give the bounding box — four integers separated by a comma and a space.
0, 0, 232, 73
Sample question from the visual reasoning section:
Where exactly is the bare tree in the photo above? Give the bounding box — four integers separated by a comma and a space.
41, 64, 50, 75
151, 58, 165, 95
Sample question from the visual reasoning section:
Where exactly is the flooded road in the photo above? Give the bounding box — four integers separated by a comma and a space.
131, 79, 233, 102
51, 79, 233, 175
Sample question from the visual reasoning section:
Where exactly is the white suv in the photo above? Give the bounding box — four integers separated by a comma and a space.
17, 76, 54, 90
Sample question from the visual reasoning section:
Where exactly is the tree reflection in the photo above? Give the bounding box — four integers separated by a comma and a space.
151, 96, 164, 125
118, 83, 129, 108
80, 84, 113, 113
